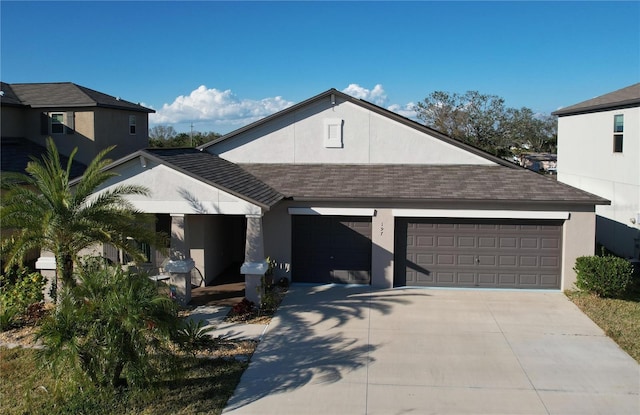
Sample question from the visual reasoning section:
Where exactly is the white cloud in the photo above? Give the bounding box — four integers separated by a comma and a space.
150, 83, 419, 134
342, 83, 417, 120
150, 85, 294, 128
342, 83, 387, 106
387, 102, 418, 120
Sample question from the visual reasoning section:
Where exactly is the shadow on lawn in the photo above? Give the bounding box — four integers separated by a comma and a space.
224, 284, 430, 411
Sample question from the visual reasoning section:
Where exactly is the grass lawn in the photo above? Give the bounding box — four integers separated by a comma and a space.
0, 345, 252, 415
566, 290, 640, 363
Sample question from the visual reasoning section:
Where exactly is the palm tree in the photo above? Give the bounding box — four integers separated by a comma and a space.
1, 138, 161, 295
36, 259, 180, 388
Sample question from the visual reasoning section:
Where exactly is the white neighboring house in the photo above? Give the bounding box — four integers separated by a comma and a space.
554, 83, 640, 260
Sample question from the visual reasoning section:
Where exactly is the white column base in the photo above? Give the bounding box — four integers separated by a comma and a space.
242, 260, 268, 304
169, 272, 192, 306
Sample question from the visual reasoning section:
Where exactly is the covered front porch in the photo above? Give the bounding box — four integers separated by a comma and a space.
77, 149, 284, 305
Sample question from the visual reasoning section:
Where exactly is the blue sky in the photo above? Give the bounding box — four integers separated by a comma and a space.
2, 1, 639, 134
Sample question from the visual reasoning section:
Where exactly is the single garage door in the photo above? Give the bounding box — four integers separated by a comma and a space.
394, 218, 563, 289
292, 215, 372, 284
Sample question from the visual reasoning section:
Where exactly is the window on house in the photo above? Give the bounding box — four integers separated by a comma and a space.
129, 115, 136, 135
613, 114, 623, 153
51, 113, 65, 134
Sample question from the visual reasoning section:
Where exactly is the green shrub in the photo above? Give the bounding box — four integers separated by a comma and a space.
0, 269, 45, 330
574, 255, 634, 298
175, 318, 216, 357
36, 263, 181, 389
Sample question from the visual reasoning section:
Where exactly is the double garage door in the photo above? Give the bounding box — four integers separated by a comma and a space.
395, 218, 563, 289
292, 216, 563, 289
292, 215, 372, 284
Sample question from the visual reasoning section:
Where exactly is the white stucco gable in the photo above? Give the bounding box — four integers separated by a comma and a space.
88, 156, 263, 215
205, 90, 498, 166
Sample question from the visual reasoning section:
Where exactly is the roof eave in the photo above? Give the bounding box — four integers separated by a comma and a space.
289, 196, 610, 206
553, 99, 640, 116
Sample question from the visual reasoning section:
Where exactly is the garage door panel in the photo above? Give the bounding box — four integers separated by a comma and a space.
437, 254, 455, 265
458, 273, 475, 284
416, 253, 434, 265
519, 274, 539, 285
478, 237, 497, 248
478, 255, 496, 266
541, 238, 560, 249
541, 256, 559, 267
292, 216, 372, 284
499, 274, 517, 285
416, 235, 434, 247
458, 236, 476, 248
436, 272, 455, 283
478, 273, 498, 285
395, 218, 562, 289
500, 237, 517, 248
458, 255, 475, 266
499, 256, 517, 266
520, 238, 539, 249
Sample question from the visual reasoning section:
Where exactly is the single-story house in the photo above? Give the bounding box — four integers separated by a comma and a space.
83, 88, 608, 303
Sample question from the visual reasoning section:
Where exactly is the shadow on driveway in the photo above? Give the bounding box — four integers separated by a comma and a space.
224, 284, 429, 411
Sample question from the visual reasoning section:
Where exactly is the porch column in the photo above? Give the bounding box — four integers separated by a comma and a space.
240, 214, 268, 304
170, 214, 189, 260
167, 214, 193, 305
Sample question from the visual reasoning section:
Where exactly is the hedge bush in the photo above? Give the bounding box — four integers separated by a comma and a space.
574, 255, 633, 298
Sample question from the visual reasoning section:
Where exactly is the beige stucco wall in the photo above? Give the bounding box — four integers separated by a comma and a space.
263, 203, 293, 280
561, 210, 597, 290
210, 96, 496, 166
93, 108, 149, 163
371, 208, 395, 288
6, 106, 149, 166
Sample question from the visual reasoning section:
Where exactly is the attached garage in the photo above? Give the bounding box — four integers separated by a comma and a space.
394, 218, 563, 289
292, 215, 372, 284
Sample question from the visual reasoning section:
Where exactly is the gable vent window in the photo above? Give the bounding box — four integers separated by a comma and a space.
613, 114, 623, 153
129, 115, 137, 135
324, 118, 343, 148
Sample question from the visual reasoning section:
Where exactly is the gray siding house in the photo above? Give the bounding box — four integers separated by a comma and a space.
86, 89, 607, 303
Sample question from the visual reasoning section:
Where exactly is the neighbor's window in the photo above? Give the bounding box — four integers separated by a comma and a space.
129, 115, 137, 135
613, 114, 623, 153
51, 113, 65, 134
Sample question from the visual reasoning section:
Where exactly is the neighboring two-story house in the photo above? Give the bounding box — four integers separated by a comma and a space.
1, 82, 154, 177
554, 83, 640, 260
1, 82, 155, 271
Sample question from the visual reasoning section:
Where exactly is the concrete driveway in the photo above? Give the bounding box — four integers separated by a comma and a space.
223, 285, 639, 415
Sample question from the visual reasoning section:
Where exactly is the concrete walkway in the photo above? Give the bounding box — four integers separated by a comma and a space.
223, 285, 639, 415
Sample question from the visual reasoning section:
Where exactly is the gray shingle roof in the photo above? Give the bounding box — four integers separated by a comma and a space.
241, 163, 608, 205
0, 82, 24, 106
2, 82, 154, 113
1, 138, 87, 178
143, 148, 284, 208
553, 83, 640, 116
